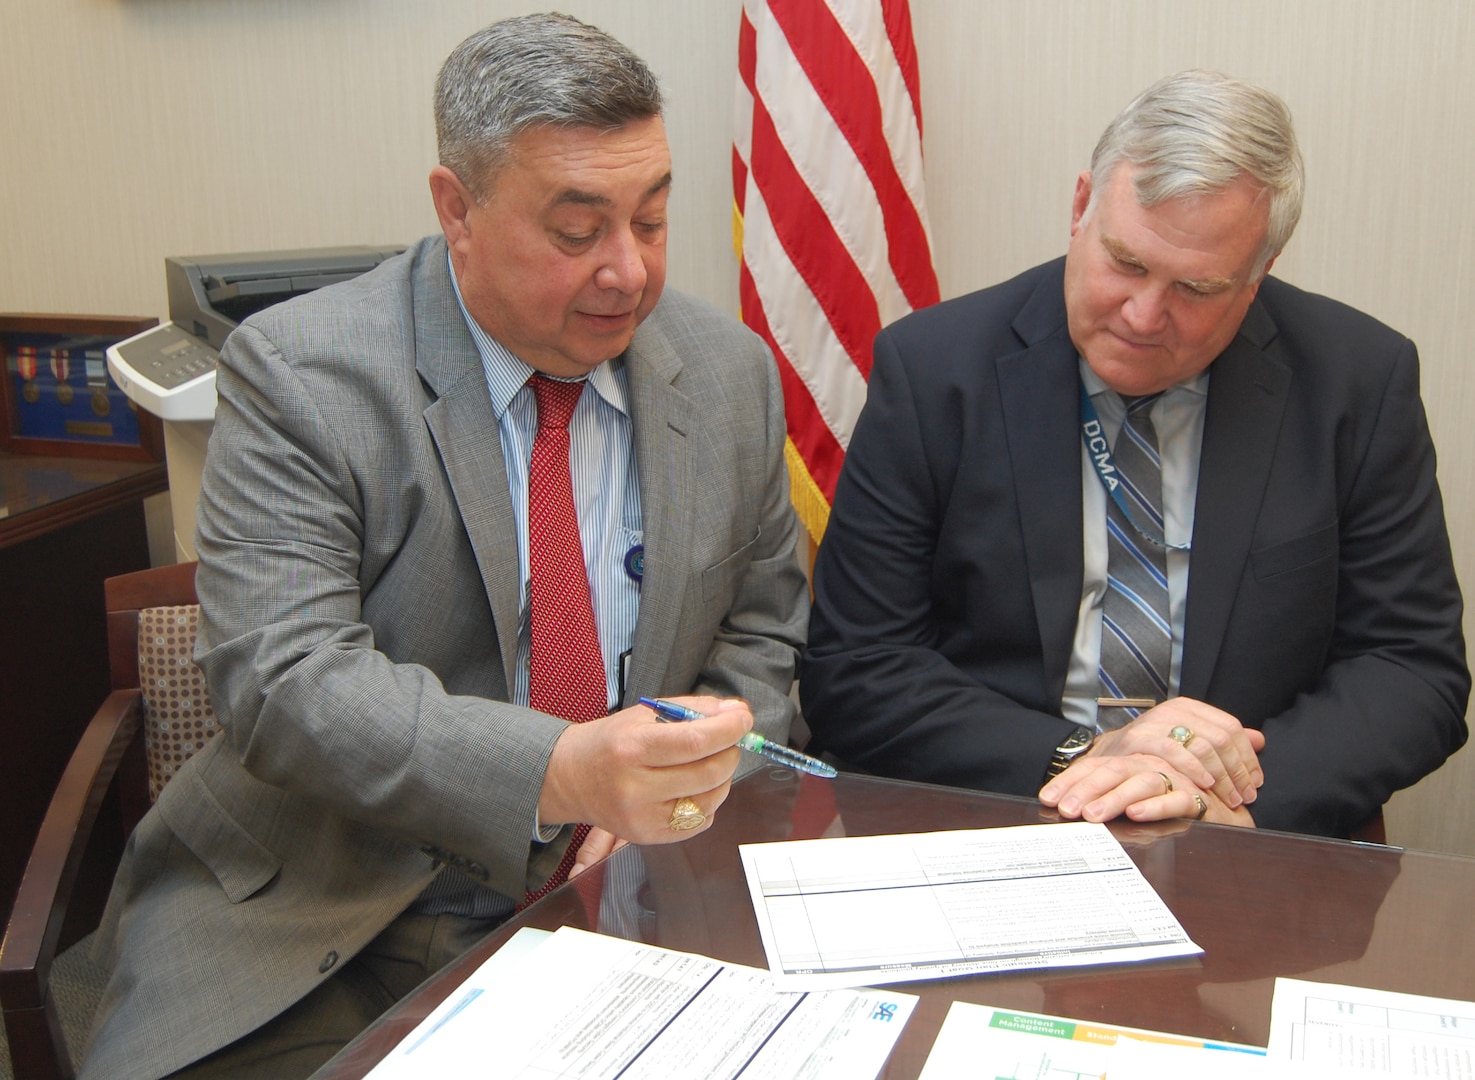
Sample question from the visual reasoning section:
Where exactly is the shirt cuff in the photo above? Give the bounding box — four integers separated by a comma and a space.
533, 809, 563, 844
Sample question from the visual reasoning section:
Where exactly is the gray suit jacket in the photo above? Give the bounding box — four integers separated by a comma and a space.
82, 237, 808, 1079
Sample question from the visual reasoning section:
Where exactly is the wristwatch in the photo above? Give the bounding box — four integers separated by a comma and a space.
1043, 725, 1095, 784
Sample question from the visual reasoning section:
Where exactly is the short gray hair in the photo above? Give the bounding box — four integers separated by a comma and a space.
1086, 70, 1304, 279
435, 13, 663, 198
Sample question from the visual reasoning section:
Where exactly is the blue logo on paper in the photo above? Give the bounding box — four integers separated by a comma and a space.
870, 1002, 897, 1022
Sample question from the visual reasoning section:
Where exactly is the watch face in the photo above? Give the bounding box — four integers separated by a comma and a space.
1045, 727, 1095, 784
1062, 726, 1094, 752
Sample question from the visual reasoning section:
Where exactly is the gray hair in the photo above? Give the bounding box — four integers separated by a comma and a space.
435, 13, 663, 198
1085, 70, 1304, 279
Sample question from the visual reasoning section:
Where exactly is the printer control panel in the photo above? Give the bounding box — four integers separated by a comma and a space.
107, 322, 219, 422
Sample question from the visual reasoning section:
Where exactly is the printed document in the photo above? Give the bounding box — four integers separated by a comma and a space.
917, 1002, 1271, 1079
1268, 977, 1475, 1075
913, 976, 1475, 1077
364, 926, 916, 1080
740, 821, 1200, 990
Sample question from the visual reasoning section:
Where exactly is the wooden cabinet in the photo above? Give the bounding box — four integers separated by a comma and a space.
0, 453, 167, 931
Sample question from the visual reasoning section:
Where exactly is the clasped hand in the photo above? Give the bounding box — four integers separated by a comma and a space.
539, 696, 751, 876
1038, 697, 1264, 827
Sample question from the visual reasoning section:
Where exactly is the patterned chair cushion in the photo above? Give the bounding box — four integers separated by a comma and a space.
137, 605, 220, 801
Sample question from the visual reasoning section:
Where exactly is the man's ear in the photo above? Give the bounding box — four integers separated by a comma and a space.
1070, 170, 1093, 237
429, 165, 475, 250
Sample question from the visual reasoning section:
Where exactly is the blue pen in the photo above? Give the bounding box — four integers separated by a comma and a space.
638, 696, 838, 779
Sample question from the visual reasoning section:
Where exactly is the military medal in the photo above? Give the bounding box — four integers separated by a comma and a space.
51, 348, 73, 405
86, 353, 111, 416
17, 345, 39, 404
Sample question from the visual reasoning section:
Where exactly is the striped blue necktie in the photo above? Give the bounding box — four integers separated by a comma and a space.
1097, 393, 1171, 729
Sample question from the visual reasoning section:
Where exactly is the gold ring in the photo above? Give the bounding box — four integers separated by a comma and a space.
1168, 725, 1196, 749
668, 797, 706, 832
1192, 794, 1208, 821
1156, 771, 1173, 795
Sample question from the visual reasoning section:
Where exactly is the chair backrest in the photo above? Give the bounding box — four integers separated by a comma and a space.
0, 561, 203, 1080
101, 560, 208, 834
136, 603, 220, 802
104, 559, 200, 690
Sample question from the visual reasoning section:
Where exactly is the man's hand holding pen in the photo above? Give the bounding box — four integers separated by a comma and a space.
540, 696, 751, 847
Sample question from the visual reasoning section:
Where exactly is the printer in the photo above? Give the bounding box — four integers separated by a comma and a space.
108, 246, 404, 560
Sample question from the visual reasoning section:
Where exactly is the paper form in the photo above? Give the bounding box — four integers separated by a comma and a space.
1268, 977, 1475, 1075
739, 821, 1200, 990
364, 926, 916, 1080
916, 1002, 1273, 1079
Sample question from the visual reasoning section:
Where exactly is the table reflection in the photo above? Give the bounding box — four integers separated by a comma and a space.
317, 767, 1475, 1080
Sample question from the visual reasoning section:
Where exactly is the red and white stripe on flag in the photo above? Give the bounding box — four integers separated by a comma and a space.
734, 0, 939, 547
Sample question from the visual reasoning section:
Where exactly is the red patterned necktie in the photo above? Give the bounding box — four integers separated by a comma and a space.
523, 375, 608, 906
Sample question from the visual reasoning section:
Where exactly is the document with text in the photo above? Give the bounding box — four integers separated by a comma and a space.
1268, 978, 1475, 1075
364, 926, 916, 1080
917, 1002, 1271, 1079
739, 821, 1201, 991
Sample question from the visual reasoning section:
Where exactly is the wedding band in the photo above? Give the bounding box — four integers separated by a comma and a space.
1168, 725, 1196, 749
1192, 794, 1208, 821
1157, 771, 1173, 795
668, 797, 706, 832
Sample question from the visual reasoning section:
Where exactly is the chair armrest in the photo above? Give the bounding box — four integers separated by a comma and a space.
0, 690, 143, 1010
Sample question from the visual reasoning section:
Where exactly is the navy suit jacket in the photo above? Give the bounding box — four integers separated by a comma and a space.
802, 258, 1468, 836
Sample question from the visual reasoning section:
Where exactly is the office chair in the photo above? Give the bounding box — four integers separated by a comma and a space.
0, 562, 210, 1080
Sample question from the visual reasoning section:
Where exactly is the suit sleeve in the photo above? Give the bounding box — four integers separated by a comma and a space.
193, 321, 564, 902
1247, 338, 1468, 835
688, 337, 809, 771
802, 329, 1082, 795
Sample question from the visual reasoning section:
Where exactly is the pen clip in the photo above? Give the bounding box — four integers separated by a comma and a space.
639, 696, 702, 722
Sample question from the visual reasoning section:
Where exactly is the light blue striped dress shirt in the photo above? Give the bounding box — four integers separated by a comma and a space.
449, 263, 643, 713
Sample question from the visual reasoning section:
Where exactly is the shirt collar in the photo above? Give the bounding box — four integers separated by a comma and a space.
446, 249, 629, 420
1078, 357, 1211, 401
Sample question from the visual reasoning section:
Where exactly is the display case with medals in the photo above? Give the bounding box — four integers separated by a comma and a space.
1, 314, 162, 461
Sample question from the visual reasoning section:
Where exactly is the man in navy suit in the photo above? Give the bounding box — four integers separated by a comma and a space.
802, 70, 1467, 837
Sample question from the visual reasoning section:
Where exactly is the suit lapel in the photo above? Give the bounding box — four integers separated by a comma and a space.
412, 241, 523, 688
1179, 299, 1289, 698
623, 314, 693, 702
998, 267, 1087, 707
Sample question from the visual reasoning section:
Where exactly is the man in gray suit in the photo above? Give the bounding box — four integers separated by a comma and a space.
81, 14, 808, 1078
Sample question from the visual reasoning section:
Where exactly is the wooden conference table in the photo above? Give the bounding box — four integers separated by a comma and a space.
317, 767, 1475, 1078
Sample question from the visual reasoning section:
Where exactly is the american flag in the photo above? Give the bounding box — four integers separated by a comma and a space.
734, 0, 939, 547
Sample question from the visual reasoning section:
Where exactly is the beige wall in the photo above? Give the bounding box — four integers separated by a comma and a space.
3, 0, 1471, 853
